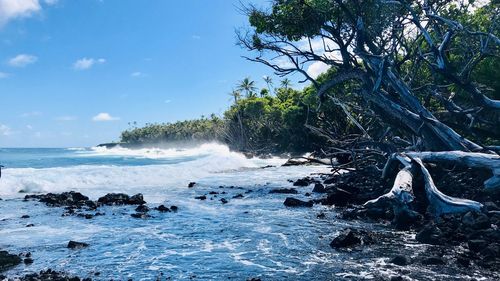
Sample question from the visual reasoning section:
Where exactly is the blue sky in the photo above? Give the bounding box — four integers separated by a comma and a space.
0, 0, 305, 147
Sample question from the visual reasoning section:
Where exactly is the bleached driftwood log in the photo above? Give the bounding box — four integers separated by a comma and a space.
365, 151, 493, 221
406, 151, 500, 190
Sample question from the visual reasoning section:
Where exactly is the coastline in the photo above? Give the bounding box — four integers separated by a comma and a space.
1, 150, 499, 280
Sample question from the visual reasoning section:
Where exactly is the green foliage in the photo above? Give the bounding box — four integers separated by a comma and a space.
120, 115, 225, 145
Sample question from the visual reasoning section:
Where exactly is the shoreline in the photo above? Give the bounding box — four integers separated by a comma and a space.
1, 161, 499, 280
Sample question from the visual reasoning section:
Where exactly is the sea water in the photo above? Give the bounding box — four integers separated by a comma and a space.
0, 144, 496, 280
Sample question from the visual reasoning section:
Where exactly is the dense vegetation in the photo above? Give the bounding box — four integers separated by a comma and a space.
120, 74, 357, 153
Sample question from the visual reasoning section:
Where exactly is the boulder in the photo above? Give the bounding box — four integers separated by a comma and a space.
269, 188, 298, 194
283, 197, 313, 208
0, 251, 21, 272
320, 188, 354, 207
468, 239, 488, 253
462, 211, 490, 230
195, 195, 207, 200
330, 228, 361, 248
97, 193, 145, 205
155, 205, 171, 212
188, 182, 196, 188
25, 191, 90, 207
67, 241, 89, 249
312, 183, 326, 193
220, 198, 228, 204
390, 255, 409, 266
421, 256, 445, 265
135, 205, 149, 213
416, 224, 444, 245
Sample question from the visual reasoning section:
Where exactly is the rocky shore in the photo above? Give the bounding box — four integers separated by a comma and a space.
1, 160, 499, 280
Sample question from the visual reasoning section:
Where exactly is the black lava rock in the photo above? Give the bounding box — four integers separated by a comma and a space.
312, 183, 326, 193
188, 182, 196, 188
390, 255, 409, 266
283, 197, 313, 207
330, 228, 362, 248
269, 188, 298, 194
0, 251, 22, 271
155, 205, 171, 212
97, 193, 145, 205
67, 241, 89, 249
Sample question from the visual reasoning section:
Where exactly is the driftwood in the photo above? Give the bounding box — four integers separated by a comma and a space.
365, 151, 494, 221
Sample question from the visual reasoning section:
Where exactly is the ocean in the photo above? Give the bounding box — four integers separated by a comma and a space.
0, 144, 493, 280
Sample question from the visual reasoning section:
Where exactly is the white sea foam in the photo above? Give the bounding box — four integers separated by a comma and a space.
0, 143, 288, 199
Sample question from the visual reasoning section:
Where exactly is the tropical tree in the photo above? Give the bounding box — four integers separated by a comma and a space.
228, 90, 241, 104
237, 77, 258, 97
280, 78, 292, 89
240, 0, 500, 222
263, 75, 273, 92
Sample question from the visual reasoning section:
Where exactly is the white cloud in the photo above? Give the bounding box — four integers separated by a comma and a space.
55, 115, 76, 121
20, 111, 42, 117
8, 54, 38, 67
92, 112, 119, 122
164, 99, 171, 104
130, 71, 146, 78
307, 61, 330, 79
73, 57, 106, 70
0, 0, 41, 27
0, 124, 12, 136
26, 124, 33, 130
0, 71, 9, 78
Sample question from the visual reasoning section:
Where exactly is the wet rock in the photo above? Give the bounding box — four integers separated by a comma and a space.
155, 205, 171, 212
67, 241, 89, 249
416, 224, 444, 245
320, 188, 354, 207
220, 198, 228, 204
390, 276, 404, 281
21, 215, 30, 219
25, 191, 90, 207
269, 188, 298, 194
135, 205, 149, 213
316, 212, 326, 219
468, 239, 488, 252
330, 228, 361, 248
390, 255, 409, 266
283, 197, 313, 208
421, 256, 445, 265
97, 193, 145, 205
484, 201, 500, 212
293, 177, 316, 187
209, 191, 218, 195
131, 213, 149, 219
246, 278, 261, 281
312, 183, 326, 193
26, 224, 35, 227
282, 158, 309, 166
188, 182, 196, 188
0, 250, 22, 272
195, 195, 207, 200
17, 269, 91, 281
23, 258, 33, 265
170, 206, 178, 212
232, 194, 244, 199
462, 211, 490, 230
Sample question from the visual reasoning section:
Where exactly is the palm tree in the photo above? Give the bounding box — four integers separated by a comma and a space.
280, 78, 292, 89
228, 90, 241, 104
237, 77, 257, 97
263, 75, 273, 92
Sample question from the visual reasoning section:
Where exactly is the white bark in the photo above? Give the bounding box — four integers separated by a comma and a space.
406, 151, 500, 190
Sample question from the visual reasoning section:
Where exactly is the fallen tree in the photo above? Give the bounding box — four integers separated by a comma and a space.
240, 0, 500, 222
